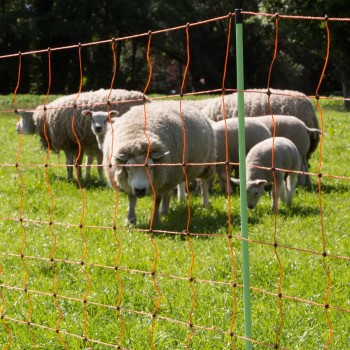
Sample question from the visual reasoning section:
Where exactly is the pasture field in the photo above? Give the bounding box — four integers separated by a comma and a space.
0, 95, 349, 349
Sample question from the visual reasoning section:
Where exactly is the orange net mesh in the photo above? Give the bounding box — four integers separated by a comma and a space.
0, 11, 349, 350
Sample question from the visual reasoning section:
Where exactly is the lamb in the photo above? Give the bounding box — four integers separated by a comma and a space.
201, 88, 320, 159
81, 110, 119, 150
16, 89, 146, 181
231, 137, 301, 212
252, 115, 322, 188
213, 118, 272, 193
103, 101, 216, 224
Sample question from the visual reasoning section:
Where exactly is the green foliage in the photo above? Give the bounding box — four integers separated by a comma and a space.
1, 1, 349, 99
0, 95, 349, 349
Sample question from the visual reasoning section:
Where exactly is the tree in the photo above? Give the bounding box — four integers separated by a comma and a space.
259, 0, 350, 109
1, 0, 349, 104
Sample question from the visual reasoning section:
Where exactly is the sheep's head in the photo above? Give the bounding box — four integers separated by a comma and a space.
16, 110, 36, 134
246, 179, 267, 209
115, 151, 169, 198
82, 110, 119, 136
230, 178, 267, 209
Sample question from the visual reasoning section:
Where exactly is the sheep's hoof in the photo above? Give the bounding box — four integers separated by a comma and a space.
127, 217, 136, 225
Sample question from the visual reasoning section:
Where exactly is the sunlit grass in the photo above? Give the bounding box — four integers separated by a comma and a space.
0, 95, 349, 349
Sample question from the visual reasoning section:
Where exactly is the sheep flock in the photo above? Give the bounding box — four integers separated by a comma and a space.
15, 88, 321, 224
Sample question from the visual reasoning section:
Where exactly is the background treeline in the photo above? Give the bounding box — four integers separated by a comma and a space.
0, 0, 349, 109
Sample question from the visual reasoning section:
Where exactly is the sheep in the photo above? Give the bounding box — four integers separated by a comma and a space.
16, 89, 147, 181
81, 107, 188, 213
81, 110, 119, 150
103, 101, 216, 224
181, 96, 219, 111
201, 88, 320, 159
17, 102, 101, 181
213, 118, 272, 194
147, 98, 217, 202
252, 115, 322, 188
231, 137, 301, 212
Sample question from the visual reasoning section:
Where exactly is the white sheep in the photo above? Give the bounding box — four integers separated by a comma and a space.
231, 137, 301, 212
16, 89, 146, 181
252, 115, 322, 188
201, 88, 320, 159
181, 96, 219, 111
81, 110, 119, 150
103, 101, 215, 224
213, 118, 272, 193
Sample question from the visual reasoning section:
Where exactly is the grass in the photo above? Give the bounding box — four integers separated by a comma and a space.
0, 94, 349, 349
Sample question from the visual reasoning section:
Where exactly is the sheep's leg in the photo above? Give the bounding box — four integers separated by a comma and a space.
96, 150, 105, 182
285, 172, 298, 206
216, 164, 233, 194
199, 179, 211, 207
152, 195, 163, 224
127, 193, 137, 224
75, 150, 84, 181
302, 157, 312, 190
297, 155, 312, 189
279, 180, 287, 204
161, 191, 172, 215
177, 182, 186, 202
271, 185, 278, 213
85, 154, 93, 180
271, 175, 284, 212
65, 150, 75, 180
297, 174, 304, 186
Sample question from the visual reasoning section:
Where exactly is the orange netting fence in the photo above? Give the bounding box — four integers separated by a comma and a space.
0, 10, 349, 350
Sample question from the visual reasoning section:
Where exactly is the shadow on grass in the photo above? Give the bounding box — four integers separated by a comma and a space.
131, 196, 322, 236
135, 202, 241, 237
277, 205, 321, 217
49, 173, 107, 189
246, 202, 321, 224
316, 181, 350, 194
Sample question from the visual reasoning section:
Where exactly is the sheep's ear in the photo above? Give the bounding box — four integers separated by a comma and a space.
109, 110, 120, 118
151, 151, 170, 160
116, 154, 128, 163
230, 177, 240, 186
254, 179, 267, 187
82, 110, 92, 118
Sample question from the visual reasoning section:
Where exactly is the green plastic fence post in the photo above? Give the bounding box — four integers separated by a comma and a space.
235, 8, 252, 349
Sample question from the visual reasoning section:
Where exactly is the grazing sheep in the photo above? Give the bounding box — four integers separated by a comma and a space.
103, 102, 215, 224
231, 137, 301, 212
201, 88, 320, 159
16, 89, 146, 181
252, 115, 322, 188
213, 118, 272, 193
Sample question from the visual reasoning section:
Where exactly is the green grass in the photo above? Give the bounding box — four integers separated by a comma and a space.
0, 95, 349, 349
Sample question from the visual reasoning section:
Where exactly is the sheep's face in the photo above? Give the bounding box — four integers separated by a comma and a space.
246, 179, 267, 209
82, 110, 119, 136
16, 111, 36, 134
115, 152, 169, 198
91, 112, 109, 135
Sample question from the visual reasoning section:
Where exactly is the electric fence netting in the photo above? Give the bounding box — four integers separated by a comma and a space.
0, 10, 349, 350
